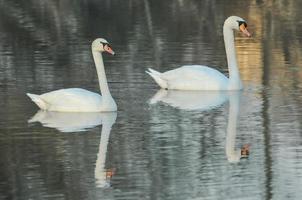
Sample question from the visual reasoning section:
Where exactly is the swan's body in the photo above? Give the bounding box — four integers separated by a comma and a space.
148, 65, 229, 90
27, 38, 117, 112
146, 16, 251, 91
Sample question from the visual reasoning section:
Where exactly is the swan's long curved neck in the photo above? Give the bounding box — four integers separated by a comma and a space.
223, 25, 242, 89
92, 50, 112, 97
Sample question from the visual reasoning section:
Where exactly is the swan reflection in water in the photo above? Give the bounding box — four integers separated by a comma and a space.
94, 112, 117, 188
28, 111, 117, 187
149, 89, 250, 162
225, 92, 250, 162
29, 110, 105, 132
149, 89, 229, 111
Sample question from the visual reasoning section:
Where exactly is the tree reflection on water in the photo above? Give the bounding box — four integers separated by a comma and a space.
0, 0, 302, 200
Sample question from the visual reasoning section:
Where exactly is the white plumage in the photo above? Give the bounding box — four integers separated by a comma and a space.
147, 65, 229, 90
27, 38, 117, 112
147, 16, 251, 91
27, 88, 105, 112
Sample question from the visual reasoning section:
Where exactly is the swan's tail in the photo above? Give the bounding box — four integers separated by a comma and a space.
26, 93, 48, 110
146, 68, 168, 89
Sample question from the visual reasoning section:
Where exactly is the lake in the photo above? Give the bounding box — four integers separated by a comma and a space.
0, 0, 302, 199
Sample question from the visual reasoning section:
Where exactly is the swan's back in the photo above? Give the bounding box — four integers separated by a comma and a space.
161, 65, 229, 90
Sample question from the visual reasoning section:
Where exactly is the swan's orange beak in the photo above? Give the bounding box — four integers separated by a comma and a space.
104, 44, 115, 55
240, 24, 251, 37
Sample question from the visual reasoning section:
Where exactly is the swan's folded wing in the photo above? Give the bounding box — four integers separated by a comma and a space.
161, 65, 222, 81
39, 88, 102, 111
160, 65, 228, 90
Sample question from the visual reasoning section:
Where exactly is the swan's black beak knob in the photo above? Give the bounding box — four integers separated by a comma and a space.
239, 23, 251, 37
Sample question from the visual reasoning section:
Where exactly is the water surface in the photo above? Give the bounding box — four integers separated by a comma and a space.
1, 0, 302, 199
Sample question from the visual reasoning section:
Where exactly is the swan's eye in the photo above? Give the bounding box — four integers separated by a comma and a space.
238, 21, 247, 28
104, 43, 111, 49
105, 43, 110, 47
100, 42, 110, 49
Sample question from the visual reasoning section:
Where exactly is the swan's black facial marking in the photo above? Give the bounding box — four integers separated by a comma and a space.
237, 20, 251, 37
100, 42, 114, 52
100, 42, 111, 48
237, 20, 247, 28
100, 41, 115, 55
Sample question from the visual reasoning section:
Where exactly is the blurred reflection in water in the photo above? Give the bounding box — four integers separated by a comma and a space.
144, 88, 263, 200
29, 111, 117, 187
94, 112, 117, 188
149, 89, 228, 111
1, 0, 302, 200
149, 90, 250, 163
28, 111, 105, 132
225, 92, 249, 163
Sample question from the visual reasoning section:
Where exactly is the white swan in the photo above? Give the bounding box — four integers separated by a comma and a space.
27, 38, 117, 112
146, 16, 251, 90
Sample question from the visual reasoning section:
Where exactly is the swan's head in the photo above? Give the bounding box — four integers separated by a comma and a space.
92, 38, 115, 55
224, 16, 251, 37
